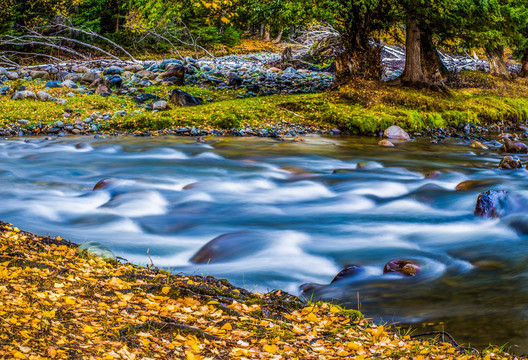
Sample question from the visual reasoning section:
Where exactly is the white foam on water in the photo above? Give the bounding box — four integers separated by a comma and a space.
349, 182, 409, 198
193, 152, 224, 160
125, 148, 188, 160
101, 191, 168, 217
248, 181, 334, 204
178, 191, 214, 203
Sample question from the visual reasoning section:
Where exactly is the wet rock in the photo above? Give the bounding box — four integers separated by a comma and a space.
64, 73, 82, 82
500, 134, 528, 153
471, 140, 489, 149
103, 66, 123, 75
169, 89, 202, 107
136, 70, 157, 80
124, 64, 144, 73
77, 241, 116, 263
81, 71, 100, 84
132, 93, 163, 104
106, 75, 122, 88
331, 264, 362, 283
6, 71, 19, 80
422, 170, 440, 179
378, 139, 394, 147
95, 84, 112, 96
93, 178, 116, 191
159, 66, 185, 85
30, 70, 50, 80
499, 155, 522, 170
383, 125, 410, 140
160, 59, 183, 70
152, 100, 168, 110
356, 161, 379, 169
455, 179, 499, 191
62, 79, 78, 89
11, 90, 37, 100
45, 80, 62, 88
37, 90, 53, 102
474, 190, 526, 218
190, 231, 268, 264
332, 168, 354, 173
383, 259, 420, 276
226, 72, 243, 87
0, 86, 9, 95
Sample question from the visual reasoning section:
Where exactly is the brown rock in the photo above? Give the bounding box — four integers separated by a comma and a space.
499, 155, 522, 170
93, 178, 116, 191
383, 125, 410, 140
159, 66, 185, 85
378, 139, 394, 147
383, 259, 421, 276
499, 134, 528, 153
95, 84, 111, 96
471, 140, 489, 149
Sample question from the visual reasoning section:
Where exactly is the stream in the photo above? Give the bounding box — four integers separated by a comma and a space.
1, 135, 527, 352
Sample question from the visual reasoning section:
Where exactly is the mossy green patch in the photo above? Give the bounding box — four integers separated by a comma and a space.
2, 72, 528, 135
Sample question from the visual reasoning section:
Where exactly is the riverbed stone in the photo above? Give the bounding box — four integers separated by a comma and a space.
500, 134, 528, 153
378, 139, 394, 147
11, 90, 37, 100
331, 264, 362, 283
30, 70, 50, 80
37, 90, 53, 102
474, 190, 526, 218
169, 89, 202, 107
499, 155, 522, 170
103, 66, 123, 75
77, 241, 116, 263
124, 64, 144, 73
152, 100, 168, 110
95, 84, 112, 96
45, 80, 62, 88
190, 231, 268, 264
6, 72, 19, 80
383, 125, 410, 140
62, 79, 78, 89
383, 259, 420, 276
81, 71, 100, 84
471, 140, 489, 149
226, 72, 243, 87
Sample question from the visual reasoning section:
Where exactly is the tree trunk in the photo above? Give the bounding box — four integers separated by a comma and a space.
521, 49, 528, 78
420, 31, 448, 83
486, 46, 509, 77
263, 25, 270, 42
272, 30, 283, 44
335, 45, 382, 82
259, 24, 264, 37
397, 18, 426, 86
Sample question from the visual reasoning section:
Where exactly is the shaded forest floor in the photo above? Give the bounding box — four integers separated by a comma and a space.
0, 222, 525, 359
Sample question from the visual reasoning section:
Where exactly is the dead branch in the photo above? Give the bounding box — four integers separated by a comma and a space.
119, 320, 221, 341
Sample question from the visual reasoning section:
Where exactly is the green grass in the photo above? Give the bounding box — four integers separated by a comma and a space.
2, 71, 528, 135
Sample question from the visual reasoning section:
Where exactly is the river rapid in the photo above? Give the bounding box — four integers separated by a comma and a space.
1, 135, 527, 352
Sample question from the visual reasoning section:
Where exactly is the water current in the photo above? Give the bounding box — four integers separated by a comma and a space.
1, 135, 527, 352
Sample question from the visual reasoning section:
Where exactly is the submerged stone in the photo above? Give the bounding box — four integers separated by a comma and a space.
474, 190, 526, 218
190, 231, 268, 264
331, 264, 362, 283
383, 259, 421, 276
77, 241, 116, 263
498, 155, 522, 170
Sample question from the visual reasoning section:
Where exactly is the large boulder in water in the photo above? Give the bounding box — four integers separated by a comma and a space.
383, 125, 410, 140
499, 156, 522, 170
474, 190, 526, 218
383, 259, 420, 276
190, 231, 268, 264
169, 89, 202, 107
331, 264, 362, 283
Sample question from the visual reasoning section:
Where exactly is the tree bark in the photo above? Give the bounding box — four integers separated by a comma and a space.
263, 25, 270, 42
420, 31, 448, 83
521, 49, 528, 78
486, 46, 509, 77
272, 30, 283, 44
398, 18, 426, 86
335, 45, 382, 82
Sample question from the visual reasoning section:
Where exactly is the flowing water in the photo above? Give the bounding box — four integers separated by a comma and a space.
1, 135, 527, 352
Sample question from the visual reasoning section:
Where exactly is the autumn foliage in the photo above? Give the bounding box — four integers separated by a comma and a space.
0, 222, 523, 359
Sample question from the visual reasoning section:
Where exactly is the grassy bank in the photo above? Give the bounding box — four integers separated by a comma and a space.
2, 72, 528, 137
0, 222, 523, 359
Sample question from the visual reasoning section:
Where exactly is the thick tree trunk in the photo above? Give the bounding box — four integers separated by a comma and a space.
420, 31, 448, 83
263, 25, 270, 42
335, 45, 382, 82
398, 18, 426, 86
272, 30, 283, 44
486, 46, 509, 77
521, 49, 528, 78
